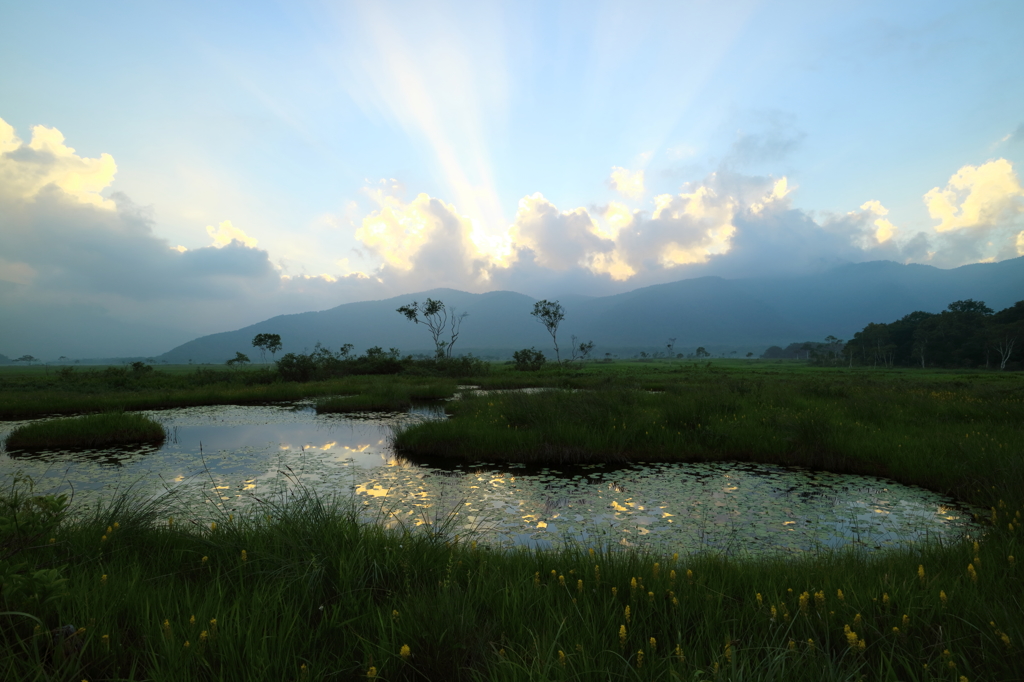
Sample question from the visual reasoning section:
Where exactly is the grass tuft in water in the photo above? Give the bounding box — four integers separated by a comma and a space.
3, 411, 166, 449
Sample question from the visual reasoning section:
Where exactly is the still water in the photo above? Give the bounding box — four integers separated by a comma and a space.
0, 401, 976, 557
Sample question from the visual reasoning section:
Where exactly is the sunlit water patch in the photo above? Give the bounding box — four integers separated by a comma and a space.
0, 403, 977, 557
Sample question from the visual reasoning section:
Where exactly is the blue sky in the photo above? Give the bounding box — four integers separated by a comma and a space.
2, 1, 1023, 357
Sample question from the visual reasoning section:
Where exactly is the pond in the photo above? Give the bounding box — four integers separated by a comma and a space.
0, 402, 978, 557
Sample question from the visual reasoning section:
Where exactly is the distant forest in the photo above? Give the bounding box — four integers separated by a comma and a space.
765, 299, 1024, 370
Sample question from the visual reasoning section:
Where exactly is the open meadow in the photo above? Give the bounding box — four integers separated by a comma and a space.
1, 360, 1022, 681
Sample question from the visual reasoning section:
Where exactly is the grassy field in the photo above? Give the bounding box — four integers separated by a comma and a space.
1, 360, 1022, 680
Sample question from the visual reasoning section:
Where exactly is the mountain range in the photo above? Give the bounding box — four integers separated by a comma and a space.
157, 257, 1024, 364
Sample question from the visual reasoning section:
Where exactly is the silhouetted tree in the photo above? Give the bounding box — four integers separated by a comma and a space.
252, 333, 283, 363
397, 298, 467, 358
226, 352, 251, 368
531, 300, 566, 364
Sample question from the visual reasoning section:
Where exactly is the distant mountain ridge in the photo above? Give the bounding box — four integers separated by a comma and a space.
157, 258, 1024, 364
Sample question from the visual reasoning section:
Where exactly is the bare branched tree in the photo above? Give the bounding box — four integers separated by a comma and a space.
397, 298, 468, 358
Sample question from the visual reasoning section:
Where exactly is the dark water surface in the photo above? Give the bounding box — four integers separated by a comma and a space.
0, 402, 977, 557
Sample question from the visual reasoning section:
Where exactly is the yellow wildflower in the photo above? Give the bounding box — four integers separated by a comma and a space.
107, 526, 112, 534
210, 522, 217, 531
648, 591, 654, 602
674, 643, 684, 660
853, 613, 862, 627
630, 577, 637, 591
241, 549, 247, 562
756, 592, 763, 607
189, 615, 195, 626
202, 556, 208, 564
589, 548, 595, 558
770, 605, 777, 620
807, 638, 814, 649
101, 535, 107, 543
967, 564, 977, 582
882, 593, 889, 609
577, 579, 583, 593
101, 634, 109, 649
101, 574, 107, 585
498, 648, 506, 658
558, 650, 566, 666
625, 605, 631, 623
798, 591, 810, 614
649, 637, 656, 651
892, 627, 900, 634
183, 640, 190, 650
636, 649, 644, 668
49, 538, 55, 544
534, 571, 540, 587
558, 574, 565, 587
1010, 555, 1016, 565
199, 630, 208, 642
940, 590, 948, 606
725, 642, 733, 660
401, 644, 411, 659
366, 666, 377, 679
653, 563, 660, 578
974, 540, 980, 554
392, 610, 399, 622
672, 552, 679, 565
611, 586, 618, 598
594, 565, 600, 582
670, 569, 676, 583
686, 569, 693, 583
619, 624, 627, 648
973, 556, 981, 568
918, 564, 925, 583
837, 588, 845, 601
113, 522, 119, 529
902, 614, 909, 627
814, 590, 825, 609
788, 640, 795, 651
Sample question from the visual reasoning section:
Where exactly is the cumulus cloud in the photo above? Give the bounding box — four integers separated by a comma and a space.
922, 159, 1024, 265
609, 166, 645, 200
206, 219, 259, 248
0, 117, 380, 357
0, 118, 117, 208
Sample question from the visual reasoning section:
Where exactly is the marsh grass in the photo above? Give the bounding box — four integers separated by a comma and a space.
3, 412, 166, 450
393, 377, 1024, 502
315, 380, 458, 413
0, 474, 1021, 682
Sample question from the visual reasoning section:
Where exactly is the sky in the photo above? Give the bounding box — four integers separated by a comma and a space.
2, 0, 1023, 358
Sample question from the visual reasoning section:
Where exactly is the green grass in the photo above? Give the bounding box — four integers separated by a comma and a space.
3, 412, 166, 449
315, 380, 458, 413
393, 373, 1024, 503
0, 477, 1020, 682
2, 362, 1023, 680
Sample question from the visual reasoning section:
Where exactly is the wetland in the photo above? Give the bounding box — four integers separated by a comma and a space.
1, 360, 1021, 681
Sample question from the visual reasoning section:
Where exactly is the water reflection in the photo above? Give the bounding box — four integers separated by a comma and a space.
0, 402, 977, 557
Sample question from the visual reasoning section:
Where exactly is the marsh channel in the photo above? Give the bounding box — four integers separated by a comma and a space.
0, 397, 978, 558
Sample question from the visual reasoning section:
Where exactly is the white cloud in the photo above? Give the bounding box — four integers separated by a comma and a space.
0, 117, 117, 209
858, 200, 896, 244
924, 159, 1024, 232
922, 159, 1024, 266
609, 166, 646, 200
207, 219, 259, 248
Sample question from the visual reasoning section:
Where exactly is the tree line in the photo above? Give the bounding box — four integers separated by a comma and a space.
763, 300, 1022, 370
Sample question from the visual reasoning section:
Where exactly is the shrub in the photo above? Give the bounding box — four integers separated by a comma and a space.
512, 347, 546, 371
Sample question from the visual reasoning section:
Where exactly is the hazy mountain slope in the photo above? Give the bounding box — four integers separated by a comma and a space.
157, 257, 1024, 363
